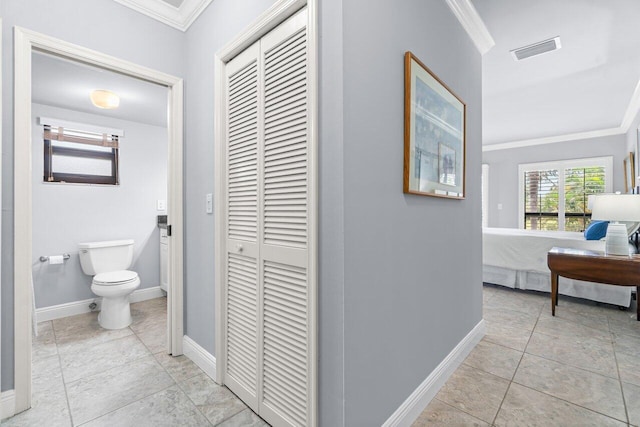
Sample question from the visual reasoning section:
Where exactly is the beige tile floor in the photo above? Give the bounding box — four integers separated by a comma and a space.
4, 297, 268, 427
414, 284, 640, 427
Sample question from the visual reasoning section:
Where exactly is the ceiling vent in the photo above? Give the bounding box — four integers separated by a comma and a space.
510, 36, 561, 61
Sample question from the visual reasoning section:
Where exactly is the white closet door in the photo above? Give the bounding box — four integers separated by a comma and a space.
259, 8, 312, 427
223, 7, 314, 427
224, 40, 262, 410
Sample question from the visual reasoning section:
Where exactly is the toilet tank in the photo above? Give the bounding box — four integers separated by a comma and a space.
78, 239, 134, 275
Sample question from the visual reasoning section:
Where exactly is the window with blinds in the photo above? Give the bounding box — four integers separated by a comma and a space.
520, 158, 610, 232
43, 124, 119, 185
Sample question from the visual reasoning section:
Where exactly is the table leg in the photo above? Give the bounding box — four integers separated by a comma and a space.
551, 272, 558, 316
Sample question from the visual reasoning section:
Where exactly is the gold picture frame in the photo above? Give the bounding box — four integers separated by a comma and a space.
403, 51, 466, 199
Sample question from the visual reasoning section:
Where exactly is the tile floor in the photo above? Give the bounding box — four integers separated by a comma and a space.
4, 297, 268, 427
414, 284, 640, 427
7, 288, 640, 426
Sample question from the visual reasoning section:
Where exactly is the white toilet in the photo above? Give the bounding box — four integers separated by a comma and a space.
78, 239, 140, 329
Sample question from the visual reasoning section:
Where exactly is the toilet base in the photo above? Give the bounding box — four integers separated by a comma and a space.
91, 277, 140, 330
98, 295, 133, 329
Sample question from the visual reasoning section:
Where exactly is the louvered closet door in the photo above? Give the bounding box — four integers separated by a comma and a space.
258, 8, 312, 427
224, 41, 262, 410
223, 7, 313, 427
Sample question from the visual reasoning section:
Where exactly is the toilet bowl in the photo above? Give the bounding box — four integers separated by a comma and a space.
79, 240, 140, 330
92, 270, 140, 329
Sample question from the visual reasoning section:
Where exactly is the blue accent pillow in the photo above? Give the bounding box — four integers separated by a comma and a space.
584, 220, 609, 240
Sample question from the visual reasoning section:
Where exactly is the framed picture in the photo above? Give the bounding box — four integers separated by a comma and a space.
403, 51, 466, 199
624, 151, 635, 193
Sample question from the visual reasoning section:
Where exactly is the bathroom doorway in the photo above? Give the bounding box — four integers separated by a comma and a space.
12, 28, 184, 414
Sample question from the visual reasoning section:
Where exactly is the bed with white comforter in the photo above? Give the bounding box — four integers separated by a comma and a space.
483, 227, 633, 307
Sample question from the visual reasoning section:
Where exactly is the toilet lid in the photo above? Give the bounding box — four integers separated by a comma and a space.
93, 270, 138, 286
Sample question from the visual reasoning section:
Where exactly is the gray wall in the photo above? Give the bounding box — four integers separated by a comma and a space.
341, 0, 483, 424
181, 0, 278, 360
2, 0, 184, 391
31, 103, 167, 308
482, 134, 627, 229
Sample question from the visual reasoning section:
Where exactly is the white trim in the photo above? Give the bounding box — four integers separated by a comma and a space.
13, 27, 184, 413
182, 335, 217, 381
112, 0, 213, 32
35, 286, 165, 323
621, 79, 640, 132
0, 390, 15, 421
37, 117, 124, 137
382, 320, 485, 427
517, 156, 614, 229
482, 127, 624, 152
445, 0, 495, 55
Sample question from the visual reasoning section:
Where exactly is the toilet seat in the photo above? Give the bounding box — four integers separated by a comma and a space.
93, 270, 138, 286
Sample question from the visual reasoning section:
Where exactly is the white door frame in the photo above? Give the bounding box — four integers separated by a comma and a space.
13, 27, 184, 413
214, 0, 318, 423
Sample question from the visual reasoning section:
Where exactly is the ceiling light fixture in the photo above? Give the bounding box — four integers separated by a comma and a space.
90, 89, 120, 109
511, 36, 561, 61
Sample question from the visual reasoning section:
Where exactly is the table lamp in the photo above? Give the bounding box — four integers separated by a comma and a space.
591, 194, 640, 256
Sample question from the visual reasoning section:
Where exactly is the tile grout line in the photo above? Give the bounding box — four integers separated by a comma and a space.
49, 321, 76, 427
609, 312, 631, 426
490, 304, 541, 426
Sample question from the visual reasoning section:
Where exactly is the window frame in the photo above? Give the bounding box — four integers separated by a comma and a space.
517, 156, 613, 230
43, 125, 120, 185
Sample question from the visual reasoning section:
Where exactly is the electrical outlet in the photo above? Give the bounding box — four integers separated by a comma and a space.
157, 199, 166, 211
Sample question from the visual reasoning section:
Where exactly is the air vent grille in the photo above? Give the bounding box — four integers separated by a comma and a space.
511, 37, 561, 61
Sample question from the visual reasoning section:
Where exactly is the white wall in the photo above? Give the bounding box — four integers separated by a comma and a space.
31, 103, 167, 308
482, 134, 627, 229
1, 0, 184, 392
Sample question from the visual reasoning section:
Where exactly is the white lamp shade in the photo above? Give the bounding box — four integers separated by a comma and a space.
90, 90, 120, 109
591, 194, 640, 222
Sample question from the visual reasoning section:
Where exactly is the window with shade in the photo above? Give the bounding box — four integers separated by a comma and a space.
519, 157, 612, 232
43, 124, 119, 185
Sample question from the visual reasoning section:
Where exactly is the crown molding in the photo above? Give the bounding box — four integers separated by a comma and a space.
482, 127, 625, 152
620, 79, 640, 132
446, 0, 495, 55
113, 0, 213, 32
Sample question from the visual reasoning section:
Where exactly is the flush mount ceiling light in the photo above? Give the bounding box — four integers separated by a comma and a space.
511, 36, 561, 61
90, 89, 120, 109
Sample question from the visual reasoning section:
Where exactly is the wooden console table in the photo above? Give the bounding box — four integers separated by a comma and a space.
547, 247, 640, 321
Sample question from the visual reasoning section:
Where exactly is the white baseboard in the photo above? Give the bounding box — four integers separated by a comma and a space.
0, 390, 16, 420
183, 335, 217, 381
36, 286, 165, 323
382, 319, 486, 427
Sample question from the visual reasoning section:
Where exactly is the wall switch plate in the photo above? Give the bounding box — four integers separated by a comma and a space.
497, 203, 503, 210
206, 193, 213, 214
157, 199, 166, 211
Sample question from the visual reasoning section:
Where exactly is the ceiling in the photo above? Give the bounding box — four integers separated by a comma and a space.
32, 52, 168, 128
473, 0, 640, 147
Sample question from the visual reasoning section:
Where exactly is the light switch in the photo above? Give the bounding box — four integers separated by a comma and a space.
497, 203, 503, 210
157, 199, 166, 211
206, 193, 213, 214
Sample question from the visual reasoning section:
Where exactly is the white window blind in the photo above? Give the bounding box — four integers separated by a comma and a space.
519, 157, 612, 231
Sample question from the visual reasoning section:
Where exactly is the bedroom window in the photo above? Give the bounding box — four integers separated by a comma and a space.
519, 157, 613, 232
482, 164, 489, 227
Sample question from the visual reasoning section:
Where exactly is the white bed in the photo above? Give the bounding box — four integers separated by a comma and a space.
483, 227, 634, 307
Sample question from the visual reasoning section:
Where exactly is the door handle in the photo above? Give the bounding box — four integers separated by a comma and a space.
236, 244, 244, 253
